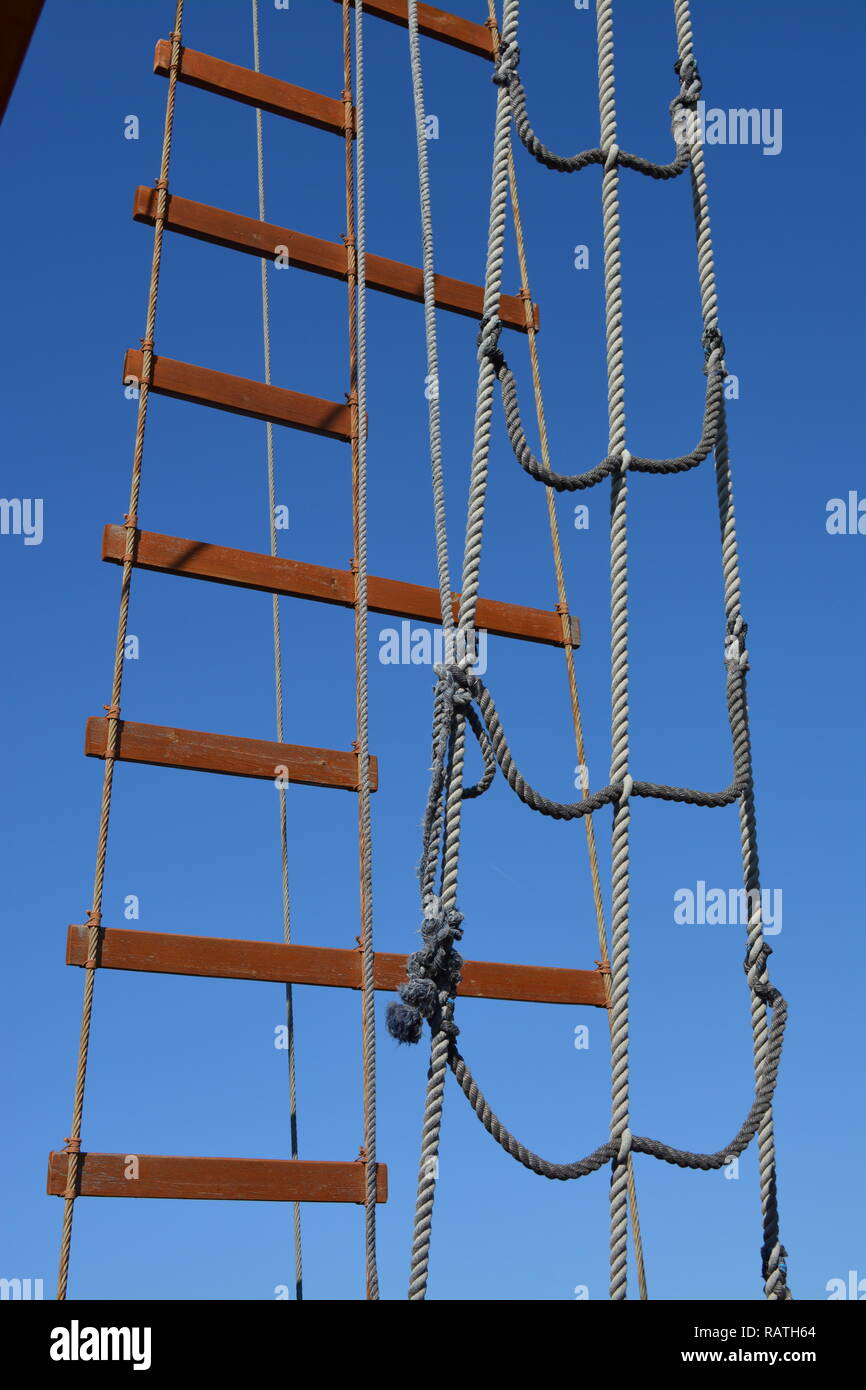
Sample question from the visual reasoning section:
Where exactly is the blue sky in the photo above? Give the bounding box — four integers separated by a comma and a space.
1, 0, 864, 1301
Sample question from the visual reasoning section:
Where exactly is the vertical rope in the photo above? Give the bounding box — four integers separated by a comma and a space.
485, 0, 647, 1302
592, 0, 632, 1303
344, 0, 380, 1301
406, 0, 520, 1302
251, 0, 303, 1303
56, 0, 186, 1302
671, 0, 790, 1301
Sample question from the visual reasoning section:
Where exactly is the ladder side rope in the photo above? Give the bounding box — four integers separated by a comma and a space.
56, 0, 186, 1302
398, 0, 521, 1302
486, 0, 648, 1304
344, 0, 380, 1300
671, 0, 790, 1302
594, 0, 632, 1302
387, 0, 790, 1301
251, 0, 303, 1304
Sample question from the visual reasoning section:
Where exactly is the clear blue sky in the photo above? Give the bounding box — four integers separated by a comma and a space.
2, 0, 863, 1301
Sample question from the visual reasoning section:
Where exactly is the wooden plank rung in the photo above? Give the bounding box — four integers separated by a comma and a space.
122, 350, 352, 441
154, 40, 351, 135
132, 187, 537, 333
331, 1, 494, 59
47, 1152, 387, 1204
66, 926, 609, 1008
84, 720, 376, 792
101, 526, 580, 649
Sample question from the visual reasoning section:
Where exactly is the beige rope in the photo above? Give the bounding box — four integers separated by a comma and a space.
251, 0, 303, 1302
56, 0, 186, 1301
487, 1, 648, 1301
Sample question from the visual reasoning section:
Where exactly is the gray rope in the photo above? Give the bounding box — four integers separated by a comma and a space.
402, 0, 520, 1302
449, 976, 786, 1178
673, 0, 790, 1301
387, 0, 791, 1305
351, 0, 381, 1301
494, 31, 697, 179
251, 0, 303, 1302
488, 343, 724, 491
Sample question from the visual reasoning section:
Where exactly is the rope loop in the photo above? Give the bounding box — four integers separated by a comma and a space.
672, 55, 702, 110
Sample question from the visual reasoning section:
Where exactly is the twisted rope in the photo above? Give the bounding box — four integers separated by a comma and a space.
56, 0, 186, 1302
387, 0, 790, 1304
251, 0, 303, 1303
402, 0, 520, 1302
671, 0, 791, 1300
344, 0, 380, 1300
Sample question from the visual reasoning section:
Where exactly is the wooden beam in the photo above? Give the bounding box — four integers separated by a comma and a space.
47, 1152, 387, 1204
153, 40, 350, 135
84, 720, 376, 792
66, 926, 609, 1008
132, 188, 537, 333
123, 350, 352, 442
332, 1, 494, 60
102, 526, 581, 649
0, 0, 45, 124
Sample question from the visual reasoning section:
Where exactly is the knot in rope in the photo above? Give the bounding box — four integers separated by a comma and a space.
386, 896, 465, 1045
725, 616, 750, 674
673, 56, 702, 109
745, 940, 775, 995
492, 38, 520, 87
702, 324, 726, 366
476, 312, 505, 370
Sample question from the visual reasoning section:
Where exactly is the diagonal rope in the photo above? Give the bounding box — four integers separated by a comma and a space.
251, 0, 303, 1304
344, 0, 380, 1300
56, 0, 186, 1302
486, 0, 647, 1303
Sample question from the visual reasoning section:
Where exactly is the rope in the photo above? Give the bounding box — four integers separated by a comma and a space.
251, 0, 303, 1303
56, 0, 186, 1302
671, 0, 791, 1301
387, 0, 791, 1302
486, 0, 647, 1301
400, 0, 521, 1301
343, 0, 380, 1301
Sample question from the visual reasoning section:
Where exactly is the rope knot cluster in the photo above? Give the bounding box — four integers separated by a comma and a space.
386, 896, 465, 1045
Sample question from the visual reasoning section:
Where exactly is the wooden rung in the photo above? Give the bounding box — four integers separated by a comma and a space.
84, 719, 377, 792
331, 1, 494, 60
122, 350, 352, 441
132, 188, 537, 334
47, 1152, 387, 1204
101, 526, 581, 650
153, 40, 351, 136
66, 926, 609, 1008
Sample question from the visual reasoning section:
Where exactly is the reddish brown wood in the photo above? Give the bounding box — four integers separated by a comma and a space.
153, 40, 350, 135
84, 719, 377, 792
123, 350, 352, 441
132, 188, 537, 333
0, 0, 45, 124
102, 526, 581, 649
47, 1152, 387, 1204
66, 926, 608, 1008
332, 1, 493, 59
